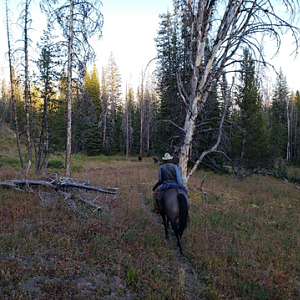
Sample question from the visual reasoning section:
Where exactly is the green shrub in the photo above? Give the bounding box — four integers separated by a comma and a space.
71, 164, 83, 173
47, 159, 64, 169
0, 157, 20, 168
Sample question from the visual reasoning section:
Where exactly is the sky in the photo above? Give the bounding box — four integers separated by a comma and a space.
0, 0, 299, 96
0, 0, 174, 95
92, 0, 174, 93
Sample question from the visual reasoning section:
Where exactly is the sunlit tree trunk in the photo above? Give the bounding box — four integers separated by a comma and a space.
65, 0, 74, 177
24, 0, 32, 171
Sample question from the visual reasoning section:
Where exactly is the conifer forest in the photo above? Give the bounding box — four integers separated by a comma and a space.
1, 0, 300, 182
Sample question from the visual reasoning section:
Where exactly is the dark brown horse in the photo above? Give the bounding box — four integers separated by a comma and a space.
159, 189, 189, 255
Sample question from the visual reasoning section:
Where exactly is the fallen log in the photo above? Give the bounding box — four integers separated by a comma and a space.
0, 179, 117, 194
1, 177, 118, 217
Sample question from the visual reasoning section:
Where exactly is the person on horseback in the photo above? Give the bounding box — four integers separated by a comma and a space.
152, 153, 183, 213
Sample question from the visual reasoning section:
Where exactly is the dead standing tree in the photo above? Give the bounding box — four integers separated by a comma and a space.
40, 0, 104, 177
5, 0, 24, 171
175, 0, 300, 185
18, 0, 33, 172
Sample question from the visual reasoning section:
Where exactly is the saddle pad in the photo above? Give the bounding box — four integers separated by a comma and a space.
160, 183, 188, 194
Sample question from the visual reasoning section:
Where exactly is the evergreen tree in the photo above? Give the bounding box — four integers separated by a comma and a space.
0, 77, 9, 125
85, 121, 101, 156
35, 26, 59, 173
122, 85, 135, 156
48, 71, 68, 152
99, 53, 122, 154
268, 69, 290, 162
141, 77, 158, 156
231, 49, 269, 179
155, 6, 222, 167
291, 90, 300, 165
84, 65, 101, 119
193, 85, 224, 170
73, 66, 100, 154
155, 10, 186, 157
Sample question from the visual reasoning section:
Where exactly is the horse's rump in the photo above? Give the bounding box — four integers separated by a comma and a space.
162, 188, 189, 216
159, 188, 189, 255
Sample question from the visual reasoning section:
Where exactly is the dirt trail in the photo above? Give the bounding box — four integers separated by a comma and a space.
140, 192, 206, 300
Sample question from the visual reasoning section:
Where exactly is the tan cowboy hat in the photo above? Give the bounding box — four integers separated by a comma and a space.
162, 153, 173, 160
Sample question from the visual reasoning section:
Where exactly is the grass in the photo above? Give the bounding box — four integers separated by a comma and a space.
186, 172, 300, 299
0, 155, 300, 299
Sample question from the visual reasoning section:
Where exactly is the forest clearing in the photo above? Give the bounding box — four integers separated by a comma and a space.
1, 152, 300, 299
1, 0, 300, 299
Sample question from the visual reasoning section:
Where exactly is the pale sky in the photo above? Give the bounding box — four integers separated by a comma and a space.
92, 0, 174, 93
0, 0, 299, 97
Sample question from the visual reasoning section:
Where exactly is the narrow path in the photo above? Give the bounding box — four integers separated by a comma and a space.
140, 192, 206, 300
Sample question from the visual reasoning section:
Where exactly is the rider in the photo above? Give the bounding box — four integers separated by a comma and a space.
152, 153, 183, 213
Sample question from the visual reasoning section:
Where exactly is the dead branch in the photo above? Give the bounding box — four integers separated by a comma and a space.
0, 179, 117, 195
0, 177, 117, 217
59, 191, 104, 210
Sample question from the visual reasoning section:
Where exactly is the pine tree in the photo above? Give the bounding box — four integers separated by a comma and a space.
84, 65, 101, 119
85, 121, 101, 156
48, 71, 67, 152
268, 69, 290, 162
291, 90, 300, 165
231, 49, 269, 179
155, 10, 186, 157
99, 53, 122, 154
73, 66, 100, 154
35, 25, 59, 173
122, 85, 135, 157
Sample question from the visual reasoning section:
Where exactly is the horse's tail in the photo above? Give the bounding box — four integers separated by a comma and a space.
177, 193, 188, 234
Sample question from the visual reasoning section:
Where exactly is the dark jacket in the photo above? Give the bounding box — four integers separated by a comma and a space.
153, 162, 182, 191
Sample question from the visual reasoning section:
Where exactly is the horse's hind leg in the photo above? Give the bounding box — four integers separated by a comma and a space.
161, 214, 169, 239
170, 220, 183, 255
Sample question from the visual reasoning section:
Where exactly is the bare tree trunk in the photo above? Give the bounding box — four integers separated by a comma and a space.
125, 84, 129, 157
140, 82, 144, 157
146, 122, 150, 155
184, 79, 233, 183
65, 0, 74, 177
287, 98, 291, 163
103, 111, 107, 150
6, 0, 24, 171
177, 0, 243, 185
24, 0, 32, 171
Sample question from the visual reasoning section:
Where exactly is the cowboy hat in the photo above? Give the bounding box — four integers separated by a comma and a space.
162, 153, 173, 160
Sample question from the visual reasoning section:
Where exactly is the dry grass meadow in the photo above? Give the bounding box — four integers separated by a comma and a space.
1, 153, 300, 299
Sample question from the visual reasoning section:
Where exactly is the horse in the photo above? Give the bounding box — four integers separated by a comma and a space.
159, 188, 190, 255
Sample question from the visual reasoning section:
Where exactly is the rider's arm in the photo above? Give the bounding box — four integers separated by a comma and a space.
175, 165, 182, 185
158, 166, 162, 182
